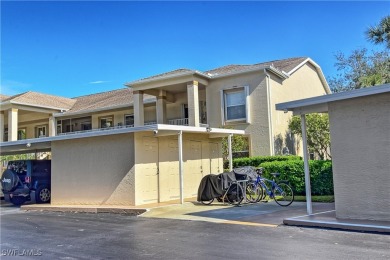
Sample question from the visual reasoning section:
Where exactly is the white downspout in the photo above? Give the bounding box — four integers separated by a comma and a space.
178, 130, 184, 204
228, 134, 233, 172
301, 114, 312, 215
264, 69, 274, 155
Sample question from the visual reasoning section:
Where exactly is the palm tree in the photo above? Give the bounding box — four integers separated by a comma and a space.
366, 16, 390, 49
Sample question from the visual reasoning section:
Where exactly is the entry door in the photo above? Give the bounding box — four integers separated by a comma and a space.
185, 141, 203, 197
210, 142, 220, 174
141, 137, 159, 203
168, 139, 180, 199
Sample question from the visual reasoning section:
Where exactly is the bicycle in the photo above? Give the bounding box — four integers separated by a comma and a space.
246, 168, 294, 207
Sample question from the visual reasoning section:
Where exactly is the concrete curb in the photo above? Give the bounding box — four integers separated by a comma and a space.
21, 205, 147, 216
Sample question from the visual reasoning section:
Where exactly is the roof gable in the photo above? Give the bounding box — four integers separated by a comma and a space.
2, 91, 75, 110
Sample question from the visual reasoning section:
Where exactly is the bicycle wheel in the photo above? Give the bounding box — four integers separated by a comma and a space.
200, 198, 214, 205
273, 182, 294, 206
246, 183, 263, 203
226, 183, 244, 205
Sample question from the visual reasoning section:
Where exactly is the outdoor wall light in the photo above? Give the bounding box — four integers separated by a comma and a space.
26, 143, 31, 148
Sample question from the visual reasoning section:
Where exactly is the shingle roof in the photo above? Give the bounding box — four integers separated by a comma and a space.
2, 57, 312, 115
205, 57, 307, 76
1, 91, 75, 110
0, 94, 10, 101
63, 88, 155, 114
128, 57, 308, 85
130, 68, 194, 84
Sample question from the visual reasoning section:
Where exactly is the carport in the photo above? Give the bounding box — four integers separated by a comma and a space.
276, 84, 390, 223
1, 124, 244, 206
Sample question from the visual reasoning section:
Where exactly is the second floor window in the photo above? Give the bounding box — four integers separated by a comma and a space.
100, 116, 113, 128
125, 114, 134, 126
18, 129, 26, 140
36, 126, 47, 138
223, 87, 248, 122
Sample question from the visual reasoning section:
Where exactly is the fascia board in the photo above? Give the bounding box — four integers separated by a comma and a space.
0, 124, 245, 149
276, 84, 390, 112
53, 99, 156, 117
210, 66, 288, 80
125, 71, 210, 87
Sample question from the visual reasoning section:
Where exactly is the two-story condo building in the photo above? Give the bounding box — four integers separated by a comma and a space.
0, 57, 330, 206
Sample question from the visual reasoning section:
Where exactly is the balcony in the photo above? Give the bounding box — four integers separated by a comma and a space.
168, 118, 189, 126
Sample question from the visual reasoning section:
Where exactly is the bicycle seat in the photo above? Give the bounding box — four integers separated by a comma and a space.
271, 172, 280, 177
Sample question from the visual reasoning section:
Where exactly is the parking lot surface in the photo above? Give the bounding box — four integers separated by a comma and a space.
1, 201, 389, 259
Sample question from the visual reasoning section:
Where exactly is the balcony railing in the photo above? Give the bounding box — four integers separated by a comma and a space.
168, 118, 189, 126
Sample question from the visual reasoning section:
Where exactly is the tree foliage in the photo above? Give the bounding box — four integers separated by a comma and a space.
366, 15, 390, 49
329, 16, 390, 93
222, 134, 249, 160
328, 48, 390, 92
288, 114, 330, 160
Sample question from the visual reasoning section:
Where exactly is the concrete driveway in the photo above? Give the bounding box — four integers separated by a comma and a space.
140, 201, 335, 227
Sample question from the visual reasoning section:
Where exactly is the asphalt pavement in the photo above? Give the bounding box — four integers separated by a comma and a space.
1, 202, 389, 260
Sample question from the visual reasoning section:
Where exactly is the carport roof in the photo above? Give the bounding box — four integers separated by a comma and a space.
276, 83, 390, 115
0, 124, 245, 155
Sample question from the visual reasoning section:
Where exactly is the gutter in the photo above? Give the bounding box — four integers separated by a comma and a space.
53, 98, 157, 117
0, 101, 72, 112
264, 69, 275, 155
126, 66, 289, 87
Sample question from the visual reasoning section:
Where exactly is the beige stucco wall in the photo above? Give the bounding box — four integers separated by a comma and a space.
270, 63, 329, 156
206, 72, 271, 156
51, 133, 136, 205
329, 93, 390, 221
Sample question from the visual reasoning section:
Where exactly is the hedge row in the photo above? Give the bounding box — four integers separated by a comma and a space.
259, 160, 333, 196
231, 155, 301, 168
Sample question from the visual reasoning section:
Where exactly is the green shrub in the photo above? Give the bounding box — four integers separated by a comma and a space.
226, 155, 301, 169
259, 160, 333, 196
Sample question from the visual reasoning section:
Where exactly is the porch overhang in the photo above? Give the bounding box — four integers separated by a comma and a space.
0, 124, 245, 156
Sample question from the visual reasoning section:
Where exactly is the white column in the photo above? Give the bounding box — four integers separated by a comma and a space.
156, 90, 167, 124
301, 114, 312, 215
0, 112, 4, 142
228, 134, 233, 172
133, 91, 144, 126
187, 81, 200, 127
8, 108, 18, 141
178, 130, 184, 204
49, 115, 56, 136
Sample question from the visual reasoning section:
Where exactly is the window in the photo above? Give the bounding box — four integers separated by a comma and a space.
125, 114, 134, 126
18, 129, 26, 140
99, 116, 113, 128
36, 126, 47, 138
222, 87, 249, 123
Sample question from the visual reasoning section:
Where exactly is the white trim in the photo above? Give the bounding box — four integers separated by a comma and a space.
287, 58, 331, 94
222, 86, 249, 123
178, 130, 184, 204
0, 124, 245, 149
220, 90, 225, 125
53, 98, 156, 117
276, 84, 390, 113
0, 101, 72, 112
301, 114, 312, 215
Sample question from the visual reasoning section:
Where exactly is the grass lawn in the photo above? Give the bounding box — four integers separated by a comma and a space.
294, 195, 334, 203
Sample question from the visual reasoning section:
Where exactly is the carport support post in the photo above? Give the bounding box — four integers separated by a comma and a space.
228, 134, 233, 172
178, 130, 184, 204
301, 114, 312, 215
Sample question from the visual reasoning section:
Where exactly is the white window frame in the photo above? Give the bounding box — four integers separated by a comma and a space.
220, 86, 250, 124
36, 125, 47, 138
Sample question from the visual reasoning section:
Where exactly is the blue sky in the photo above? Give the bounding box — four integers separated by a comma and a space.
1, 1, 389, 97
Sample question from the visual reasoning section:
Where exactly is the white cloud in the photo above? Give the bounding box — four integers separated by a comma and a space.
89, 80, 108, 84
0, 80, 31, 96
